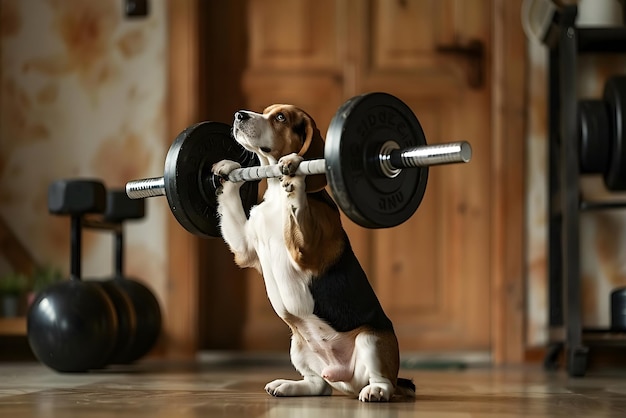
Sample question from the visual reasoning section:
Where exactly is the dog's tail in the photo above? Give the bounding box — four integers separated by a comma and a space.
395, 377, 416, 399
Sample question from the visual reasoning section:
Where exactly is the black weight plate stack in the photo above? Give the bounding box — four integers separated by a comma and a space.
326, 93, 428, 228
578, 100, 610, 174
603, 76, 626, 191
164, 122, 259, 238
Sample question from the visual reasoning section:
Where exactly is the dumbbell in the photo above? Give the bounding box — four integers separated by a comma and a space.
126, 92, 472, 237
78, 189, 162, 365
29, 181, 161, 372
578, 75, 626, 190
100, 190, 161, 364
28, 179, 119, 372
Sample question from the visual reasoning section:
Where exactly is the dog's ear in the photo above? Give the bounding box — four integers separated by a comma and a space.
295, 113, 327, 193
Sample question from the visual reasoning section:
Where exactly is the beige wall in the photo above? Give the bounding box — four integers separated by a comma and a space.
525, 0, 626, 346
0, 0, 169, 313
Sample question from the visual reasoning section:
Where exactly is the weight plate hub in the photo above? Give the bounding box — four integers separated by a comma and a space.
326, 92, 428, 228
164, 122, 259, 238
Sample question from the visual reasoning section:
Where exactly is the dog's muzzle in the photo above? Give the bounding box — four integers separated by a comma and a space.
235, 111, 253, 122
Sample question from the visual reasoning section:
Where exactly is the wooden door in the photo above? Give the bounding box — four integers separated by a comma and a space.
234, 0, 493, 355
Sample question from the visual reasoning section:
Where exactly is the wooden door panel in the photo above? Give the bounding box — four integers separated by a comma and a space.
370, 0, 437, 70
370, 0, 464, 71
247, 0, 338, 71
366, 0, 486, 95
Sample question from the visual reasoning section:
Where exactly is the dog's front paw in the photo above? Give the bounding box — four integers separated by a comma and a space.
212, 159, 241, 178
278, 153, 303, 176
358, 383, 393, 402
265, 379, 295, 397
212, 159, 242, 194
281, 177, 296, 194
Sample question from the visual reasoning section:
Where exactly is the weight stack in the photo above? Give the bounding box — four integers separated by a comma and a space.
611, 287, 626, 331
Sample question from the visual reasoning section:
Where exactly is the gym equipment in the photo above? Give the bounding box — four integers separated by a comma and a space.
28, 179, 118, 372
578, 76, 626, 190
601, 76, 626, 190
126, 93, 472, 234
28, 181, 161, 372
611, 287, 626, 331
543, 3, 626, 377
101, 190, 161, 363
126, 122, 259, 238
578, 100, 610, 174
78, 189, 161, 365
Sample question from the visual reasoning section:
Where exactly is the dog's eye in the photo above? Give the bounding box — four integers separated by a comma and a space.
275, 113, 286, 123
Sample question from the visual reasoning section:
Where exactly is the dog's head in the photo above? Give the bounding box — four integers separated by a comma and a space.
232, 104, 326, 192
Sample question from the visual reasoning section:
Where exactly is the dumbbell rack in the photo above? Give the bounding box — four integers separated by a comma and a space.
545, 4, 626, 376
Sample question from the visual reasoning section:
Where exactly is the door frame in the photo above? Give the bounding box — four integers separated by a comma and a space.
490, 0, 527, 364
164, 0, 528, 364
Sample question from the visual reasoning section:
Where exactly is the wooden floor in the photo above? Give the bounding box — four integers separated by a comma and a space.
1, 355, 626, 417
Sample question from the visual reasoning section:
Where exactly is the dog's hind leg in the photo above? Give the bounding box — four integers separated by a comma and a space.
265, 335, 332, 398
354, 331, 399, 402
265, 375, 332, 398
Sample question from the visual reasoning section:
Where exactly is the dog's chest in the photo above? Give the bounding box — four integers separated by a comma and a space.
247, 185, 315, 318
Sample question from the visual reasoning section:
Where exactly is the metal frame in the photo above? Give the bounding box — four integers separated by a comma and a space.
546, 4, 626, 376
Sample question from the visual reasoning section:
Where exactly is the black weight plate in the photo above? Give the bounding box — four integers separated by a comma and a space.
164, 122, 259, 238
326, 93, 428, 228
578, 100, 610, 174
603, 76, 626, 191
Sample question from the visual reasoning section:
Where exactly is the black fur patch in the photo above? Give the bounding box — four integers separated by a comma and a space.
308, 236, 393, 333
293, 118, 307, 144
397, 378, 416, 392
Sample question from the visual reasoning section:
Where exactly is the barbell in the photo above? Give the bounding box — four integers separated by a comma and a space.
126, 93, 472, 237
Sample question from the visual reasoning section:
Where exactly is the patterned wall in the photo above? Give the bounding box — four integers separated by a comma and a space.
0, 0, 169, 311
525, 0, 626, 346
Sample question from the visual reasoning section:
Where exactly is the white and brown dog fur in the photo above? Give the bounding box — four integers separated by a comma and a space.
212, 104, 415, 402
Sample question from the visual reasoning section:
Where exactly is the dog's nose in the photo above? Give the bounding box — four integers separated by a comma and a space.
235, 111, 250, 121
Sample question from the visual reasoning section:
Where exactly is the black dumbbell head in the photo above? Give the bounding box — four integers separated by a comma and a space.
104, 190, 145, 223
27, 280, 118, 372
48, 179, 106, 215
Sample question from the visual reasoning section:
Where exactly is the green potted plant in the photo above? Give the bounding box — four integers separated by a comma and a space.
31, 265, 63, 293
0, 272, 28, 318
27, 265, 63, 305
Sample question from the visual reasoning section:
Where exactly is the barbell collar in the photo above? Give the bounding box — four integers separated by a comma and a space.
391, 141, 472, 169
126, 177, 165, 199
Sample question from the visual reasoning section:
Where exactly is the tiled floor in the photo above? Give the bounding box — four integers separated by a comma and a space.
1, 356, 626, 417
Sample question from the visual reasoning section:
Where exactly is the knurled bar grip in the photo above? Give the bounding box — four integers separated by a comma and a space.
226, 159, 327, 183
126, 141, 471, 200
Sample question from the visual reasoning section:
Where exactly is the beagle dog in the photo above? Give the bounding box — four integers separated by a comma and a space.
212, 104, 415, 402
